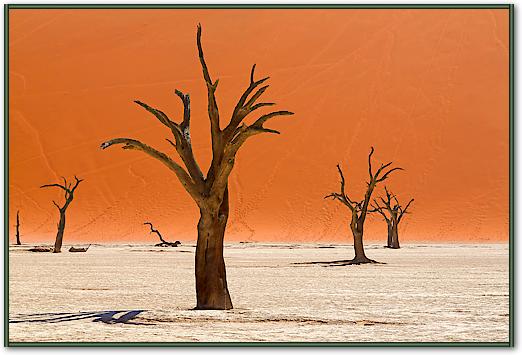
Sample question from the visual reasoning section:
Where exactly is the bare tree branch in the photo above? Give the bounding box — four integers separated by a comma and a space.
245, 85, 269, 108
250, 63, 256, 83
100, 138, 201, 200
196, 24, 224, 190
337, 164, 347, 199
325, 192, 354, 211
134, 100, 177, 133
166, 138, 177, 149
368, 146, 375, 178
197, 24, 221, 152
251, 110, 294, 129
371, 200, 389, 221
398, 198, 415, 222
224, 110, 294, 158
71, 176, 83, 193
197, 24, 213, 86
40, 183, 68, 192
171, 90, 205, 184
374, 161, 394, 179
325, 165, 356, 212
251, 102, 275, 112
174, 89, 191, 129
375, 188, 414, 224
223, 64, 271, 141
134, 94, 204, 185
377, 167, 404, 182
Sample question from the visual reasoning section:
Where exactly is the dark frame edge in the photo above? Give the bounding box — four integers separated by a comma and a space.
6, 341, 513, 347
4, 3, 514, 10
509, 2, 515, 349
4, 3, 9, 349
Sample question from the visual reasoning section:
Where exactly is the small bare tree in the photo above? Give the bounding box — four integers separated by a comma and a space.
325, 147, 402, 264
15, 210, 21, 245
40, 176, 83, 253
372, 187, 414, 249
144, 222, 180, 247
101, 25, 293, 309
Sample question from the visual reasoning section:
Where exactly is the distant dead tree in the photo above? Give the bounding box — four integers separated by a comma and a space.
325, 147, 402, 264
101, 25, 293, 310
15, 210, 21, 245
40, 176, 83, 253
144, 222, 181, 247
372, 187, 414, 249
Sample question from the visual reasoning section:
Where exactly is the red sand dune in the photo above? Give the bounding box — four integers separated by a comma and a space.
9, 9, 509, 243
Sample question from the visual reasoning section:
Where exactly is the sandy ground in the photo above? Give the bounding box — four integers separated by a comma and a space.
8, 243, 509, 343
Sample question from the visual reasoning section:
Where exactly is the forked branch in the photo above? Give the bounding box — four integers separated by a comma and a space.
101, 24, 294, 207
133, 94, 204, 185
327, 147, 403, 220
367, 147, 403, 184
370, 200, 390, 222
372, 186, 414, 223
398, 198, 415, 222
40, 176, 83, 210
100, 138, 201, 200
324, 164, 357, 212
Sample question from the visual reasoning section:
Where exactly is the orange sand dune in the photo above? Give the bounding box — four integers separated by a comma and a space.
9, 9, 509, 243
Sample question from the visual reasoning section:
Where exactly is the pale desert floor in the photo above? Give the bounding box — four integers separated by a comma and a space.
8, 243, 509, 343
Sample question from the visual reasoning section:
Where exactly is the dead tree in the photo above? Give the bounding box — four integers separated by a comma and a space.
101, 25, 293, 310
325, 147, 402, 264
40, 176, 83, 253
372, 187, 414, 249
15, 210, 21, 245
144, 222, 180, 247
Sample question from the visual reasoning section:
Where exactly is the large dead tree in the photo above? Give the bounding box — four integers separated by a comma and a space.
325, 148, 402, 264
15, 210, 21, 245
372, 187, 414, 249
101, 25, 293, 310
40, 176, 83, 253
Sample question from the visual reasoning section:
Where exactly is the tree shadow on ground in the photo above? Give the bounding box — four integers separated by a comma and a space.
293, 259, 386, 267
10, 310, 147, 325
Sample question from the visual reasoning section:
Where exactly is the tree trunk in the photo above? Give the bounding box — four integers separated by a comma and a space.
15, 211, 21, 245
195, 188, 232, 310
53, 212, 66, 253
386, 222, 392, 248
351, 227, 371, 263
389, 222, 400, 249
